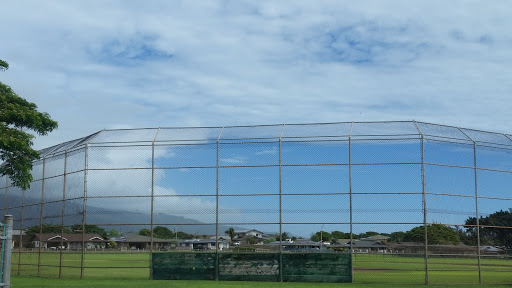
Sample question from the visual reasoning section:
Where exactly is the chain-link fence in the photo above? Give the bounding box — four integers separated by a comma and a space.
1, 121, 511, 284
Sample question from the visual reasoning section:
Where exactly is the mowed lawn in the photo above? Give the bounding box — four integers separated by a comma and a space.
10, 276, 512, 288
9, 252, 512, 286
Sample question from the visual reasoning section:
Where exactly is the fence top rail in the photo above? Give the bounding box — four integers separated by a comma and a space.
29, 121, 512, 158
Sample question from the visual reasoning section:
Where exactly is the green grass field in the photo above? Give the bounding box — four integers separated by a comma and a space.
10, 276, 512, 288
9, 251, 512, 286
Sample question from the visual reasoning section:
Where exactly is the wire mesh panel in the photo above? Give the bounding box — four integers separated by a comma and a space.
3, 121, 512, 284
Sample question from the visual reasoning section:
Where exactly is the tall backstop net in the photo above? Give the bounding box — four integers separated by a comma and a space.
0, 121, 511, 284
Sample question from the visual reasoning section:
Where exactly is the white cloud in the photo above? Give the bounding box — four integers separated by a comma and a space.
220, 156, 246, 165
0, 0, 511, 151
255, 147, 277, 155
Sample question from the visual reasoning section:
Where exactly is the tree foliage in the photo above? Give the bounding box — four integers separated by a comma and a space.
0, 60, 8, 71
153, 226, 174, 239
108, 240, 118, 249
175, 231, 194, 239
0, 59, 58, 189
310, 231, 331, 242
108, 229, 121, 238
465, 210, 512, 248
25, 224, 72, 240
224, 227, 235, 242
359, 231, 379, 238
331, 231, 359, 240
138, 228, 151, 237
404, 224, 460, 245
275, 232, 289, 241
246, 236, 259, 244
389, 231, 406, 243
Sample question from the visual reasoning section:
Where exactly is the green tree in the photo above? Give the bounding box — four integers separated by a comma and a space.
275, 232, 289, 241
224, 227, 235, 243
465, 210, 512, 248
107, 240, 118, 249
71, 224, 108, 238
0, 59, 58, 189
331, 231, 345, 240
107, 229, 121, 238
138, 228, 151, 237
389, 231, 406, 243
246, 236, 259, 245
153, 226, 174, 239
359, 231, 379, 238
311, 231, 332, 242
25, 224, 72, 240
404, 224, 460, 245
176, 231, 194, 239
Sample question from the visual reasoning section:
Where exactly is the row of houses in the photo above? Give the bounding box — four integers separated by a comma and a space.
29, 233, 231, 251
12, 229, 508, 255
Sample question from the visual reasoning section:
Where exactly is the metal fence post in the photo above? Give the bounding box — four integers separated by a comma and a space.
413, 121, 428, 285
215, 128, 223, 281
2, 178, 6, 219
150, 141, 155, 280
279, 124, 284, 283
3, 215, 13, 288
80, 144, 89, 279
38, 159, 46, 277
17, 188, 24, 275
473, 142, 482, 284
59, 151, 68, 279
349, 122, 354, 283
421, 134, 429, 285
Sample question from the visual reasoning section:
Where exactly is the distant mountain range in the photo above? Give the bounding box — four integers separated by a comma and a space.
4, 194, 245, 235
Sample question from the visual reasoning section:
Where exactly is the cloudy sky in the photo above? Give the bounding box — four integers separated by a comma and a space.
1, 0, 511, 149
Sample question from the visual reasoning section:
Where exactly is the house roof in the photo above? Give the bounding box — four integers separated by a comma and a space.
184, 239, 229, 244
12, 229, 26, 236
35, 234, 106, 242
346, 240, 388, 248
234, 229, 263, 234
363, 235, 390, 241
119, 233, 170, 243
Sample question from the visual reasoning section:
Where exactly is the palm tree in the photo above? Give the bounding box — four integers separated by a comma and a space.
225, 227, 235, 243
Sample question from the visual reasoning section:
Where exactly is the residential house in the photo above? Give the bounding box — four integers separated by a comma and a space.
33, 234, 107, 250
233, 229, 268, 245
345, 240, 389, 253
363, 235, 390, 242
267, 239, 321, 252
180, 239, 230, 251
111, 233, 171, 250
329, 239, 389, 253
12, 229, 26, 248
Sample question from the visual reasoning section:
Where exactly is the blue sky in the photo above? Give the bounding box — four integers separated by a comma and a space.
1, 1, 512, 237
1, 1, 512, 150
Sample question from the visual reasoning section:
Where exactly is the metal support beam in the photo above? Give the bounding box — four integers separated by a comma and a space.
2, 215, 13, 288
279, 124, 284, 283
349, 122, 354, 283
37, 159, 46, 277
59, 151, 68, 279
421, 135, 429, 285
215, 127, 224, 281
473, 142, 482, 284
80, 145, 88, 279
149, 128, 159, 280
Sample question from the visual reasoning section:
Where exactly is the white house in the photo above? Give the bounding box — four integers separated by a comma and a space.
33, 234, 107, 249
180, 239, 230, 250
234, 229, 265, 239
